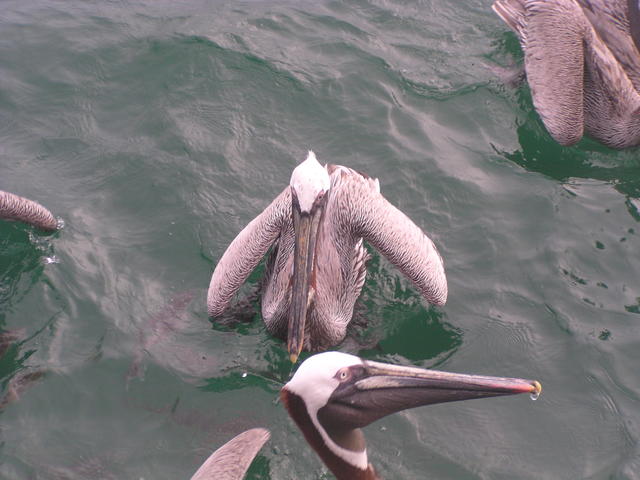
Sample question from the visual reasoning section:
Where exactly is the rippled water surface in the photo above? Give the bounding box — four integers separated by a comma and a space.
2, 1, 640, 478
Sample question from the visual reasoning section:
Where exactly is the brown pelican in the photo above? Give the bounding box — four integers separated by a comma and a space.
492, 0, 640, 148
190, 428, 270, 480
0, 190, 57, 231
207, 152, 447, 361
281, 352, 541, 480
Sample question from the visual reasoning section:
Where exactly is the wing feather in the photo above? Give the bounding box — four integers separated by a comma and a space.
190, 428, 270, 480
207, 188, 291, 317
523, 0, 587, 146
0, 190, 57, 231
341, 179, 447, 306
492, 0, 527, 37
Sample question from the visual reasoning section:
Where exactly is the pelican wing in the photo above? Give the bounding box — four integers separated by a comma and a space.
0, 190, 57, 231
578, 0, 640, 91
344, 177, 447, 306
191, 428, 270, 480
492, 0, 527, 35
523, 0, 587, 146
207, 188, 291, 317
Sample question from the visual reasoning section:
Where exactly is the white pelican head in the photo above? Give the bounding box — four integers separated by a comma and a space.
289, 151, 330, 213
282, 351, 542, 479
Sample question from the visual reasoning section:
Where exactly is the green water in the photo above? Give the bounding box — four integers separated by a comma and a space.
1, 0, 640, 478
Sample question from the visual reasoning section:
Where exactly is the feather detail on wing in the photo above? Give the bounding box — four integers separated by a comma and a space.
523, 0, 587, 146
578, 0, 640, 90
191, 428, 270, 480
0, 190, 58, 231
339, 177, 447, 306
207, 188, 291, 317
492, 0, 527, 37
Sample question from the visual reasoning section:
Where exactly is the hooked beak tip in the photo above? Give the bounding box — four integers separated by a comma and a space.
287, 337, 303, 364
532, 380, 542, 396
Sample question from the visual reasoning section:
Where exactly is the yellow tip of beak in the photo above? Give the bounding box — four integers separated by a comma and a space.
532, 380, 542, 395
289, 353, 299, 364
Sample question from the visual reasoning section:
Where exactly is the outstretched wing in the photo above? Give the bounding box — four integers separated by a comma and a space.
335, 171, 447, 306
0, 190, 57, 231
207, 188, 291, 317
190, 428, 270, 480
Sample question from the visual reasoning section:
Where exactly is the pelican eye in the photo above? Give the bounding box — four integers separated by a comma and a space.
336, 367, 351, 382
313, 190, 326, 207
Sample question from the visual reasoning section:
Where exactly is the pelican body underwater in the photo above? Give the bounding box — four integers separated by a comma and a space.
207, 152, 447, 361
493, 0, 640, 148
281, 352, 542, 480
0, 190, 57, 231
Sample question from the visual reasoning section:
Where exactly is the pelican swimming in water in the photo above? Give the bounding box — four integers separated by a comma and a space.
0, 190, 57, 231
493, 0, 640, 148
281, 352, 541, 479
207, 152, 447, 361
190, 428, 270, 480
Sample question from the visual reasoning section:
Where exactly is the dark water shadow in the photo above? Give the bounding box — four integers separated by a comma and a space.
0, 328, 47, 412
496, 116, 640, 202
355, 304, 462, 367
0, 224, 56, 316
503, 82, 640, 189
243, 454, 271, 480
352, 253, 462, 366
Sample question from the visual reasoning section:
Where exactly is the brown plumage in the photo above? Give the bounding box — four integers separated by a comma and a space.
0, 190, 57, 231
493, 0, 640, 148
207, 152, 447, 356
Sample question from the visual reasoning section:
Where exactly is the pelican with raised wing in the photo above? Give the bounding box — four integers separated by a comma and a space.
0, 190, 58, 231
493, 0, 640, 148
281, 352, 541, 479
208, 151, 447, 362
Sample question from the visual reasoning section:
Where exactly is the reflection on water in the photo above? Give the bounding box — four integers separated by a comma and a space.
499, 121, 640, 198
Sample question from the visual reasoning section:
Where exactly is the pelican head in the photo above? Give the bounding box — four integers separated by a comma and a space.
289, 151, 330, 213
281, 352, 541, 479
287, 151, 331, 362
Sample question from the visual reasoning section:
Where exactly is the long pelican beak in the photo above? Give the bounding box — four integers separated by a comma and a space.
629, 0, 640, 53
317, 360, 541, 429
288, 191, 327, 363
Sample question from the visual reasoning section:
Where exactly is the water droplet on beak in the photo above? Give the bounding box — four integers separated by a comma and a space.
530, 380, 542, 401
